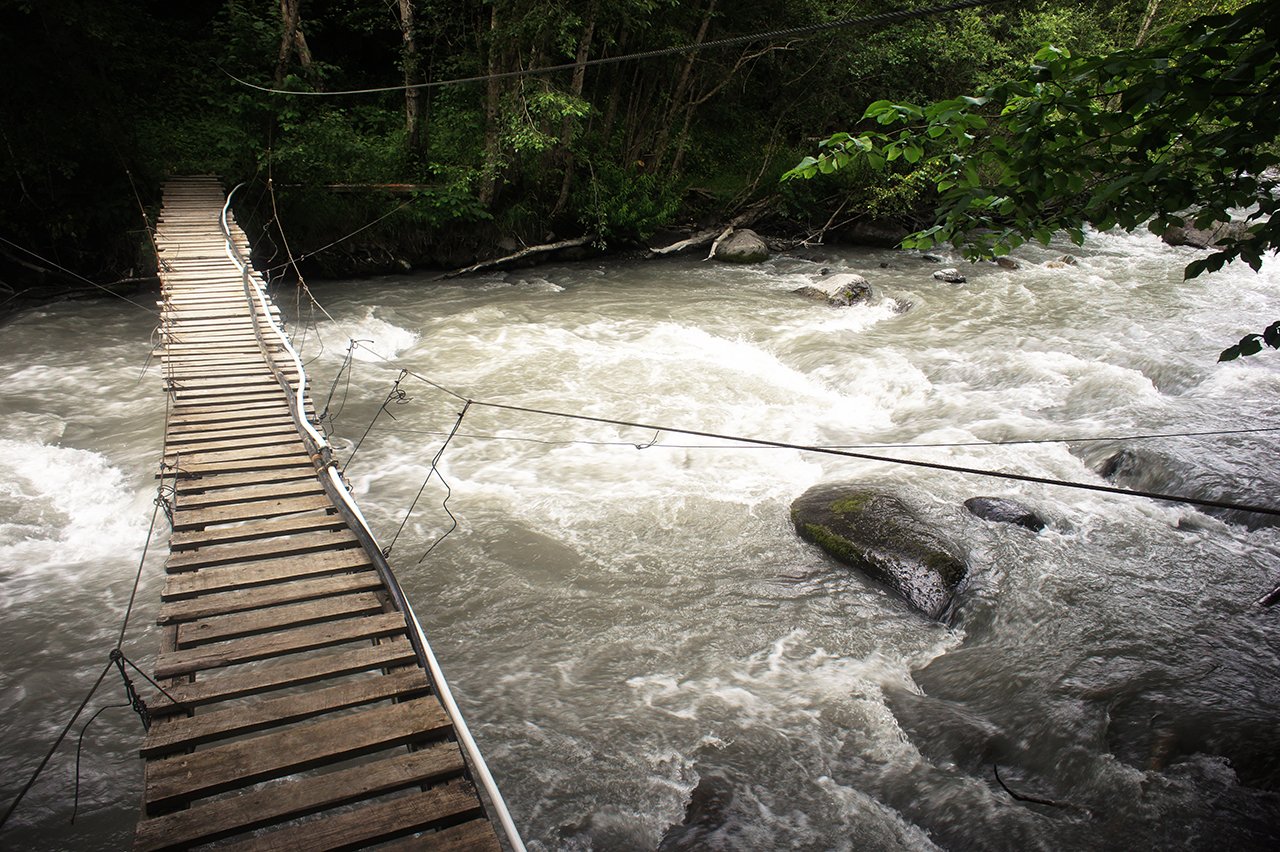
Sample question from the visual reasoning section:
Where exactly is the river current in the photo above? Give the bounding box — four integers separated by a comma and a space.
1, 230, 1278, 850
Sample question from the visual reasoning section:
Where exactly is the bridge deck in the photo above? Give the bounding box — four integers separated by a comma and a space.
135, 177, 501, 851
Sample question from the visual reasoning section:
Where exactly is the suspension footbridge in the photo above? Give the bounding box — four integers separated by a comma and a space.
133, 176, 518, 851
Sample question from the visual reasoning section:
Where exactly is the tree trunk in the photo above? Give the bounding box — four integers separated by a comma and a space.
478, 4, 502, 207
275, 0, 315, 85
652, 0, 716, 171
599, 25, 628, 143
1135, 0, 1161, 47
552, 0, 600, 218
398, 0, 423, 152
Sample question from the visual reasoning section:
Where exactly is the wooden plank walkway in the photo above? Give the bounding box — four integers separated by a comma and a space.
135, 176, 503, 851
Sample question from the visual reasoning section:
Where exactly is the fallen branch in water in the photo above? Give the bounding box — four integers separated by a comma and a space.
993, 764, 1082, 812
646, 203, 767, 258
443, 234, 595, 278
1257, 583, 1280, 607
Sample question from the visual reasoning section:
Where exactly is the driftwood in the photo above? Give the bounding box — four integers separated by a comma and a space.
443, 234, 596, 278
1257, 583, 1280, 607
646, 203, 767, 258
993, 764, 1088, 815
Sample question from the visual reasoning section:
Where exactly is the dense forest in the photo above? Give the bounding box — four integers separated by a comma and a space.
0, 0, 1247, 308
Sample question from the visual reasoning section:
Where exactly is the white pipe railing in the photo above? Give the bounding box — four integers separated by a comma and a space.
218, 185, 526, 851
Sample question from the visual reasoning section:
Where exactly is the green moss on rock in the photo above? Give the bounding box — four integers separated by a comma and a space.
791, 484, 967, 622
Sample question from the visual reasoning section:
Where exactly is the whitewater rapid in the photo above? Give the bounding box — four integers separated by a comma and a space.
1, 229, 1278, 850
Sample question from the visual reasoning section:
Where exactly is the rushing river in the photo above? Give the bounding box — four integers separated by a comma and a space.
2, 230, 1279, 850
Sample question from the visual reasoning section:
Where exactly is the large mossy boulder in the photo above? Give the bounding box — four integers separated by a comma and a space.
790, 484, 967, 621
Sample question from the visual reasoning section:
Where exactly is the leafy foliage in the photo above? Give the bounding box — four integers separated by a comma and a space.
785, 1, 1280, 356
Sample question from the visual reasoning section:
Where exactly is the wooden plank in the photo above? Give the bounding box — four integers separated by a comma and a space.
154, 638, 415, 710
165, 528, 359, 572
171, 493, 333, 529
166, 454, 317, 480
143, 694, 451, 807
169, 387, 286, 405
134, 741, 466, 851
221, 781, 485, 852
175, 591, 386, 647
164, 440, 308, 469
376, 819, 503, 852
165, 428, 303, 454
153, 611, 409, 678
162, 547, 370, 599
171, 478, 325, 510
159, 570, 382, 620
171, 465, 319, 494
168, 391, 295, 411
168, 509, 343, 551
140, 666, 430, 757
167, 407, 299, 430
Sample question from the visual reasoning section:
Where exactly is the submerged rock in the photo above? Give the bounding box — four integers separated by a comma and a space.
964, 497, 1046, 532
1092, 446, 1278, 530
658, 771, 736, 850
995, 257, 1021, 270
794, 272, 872, 307
932, 267, 966, 284
790, 484, 967, 621
713, 228, 770, 264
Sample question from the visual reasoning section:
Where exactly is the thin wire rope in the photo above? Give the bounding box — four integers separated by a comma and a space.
0, 661, 113, 831
260, 197, 417, 276
386, 402, 472, 558
279, 259, 1280, 517
114, 489, 164, 651
70, 702, 130, 824
0, 235, 158, 315
454, 398, 1280, 517
344, 370, 410, 474
372, 423, 1280, 451
226, 0, 1011, 98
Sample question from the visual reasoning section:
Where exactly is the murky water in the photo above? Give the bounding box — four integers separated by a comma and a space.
2, 231, 1279, 850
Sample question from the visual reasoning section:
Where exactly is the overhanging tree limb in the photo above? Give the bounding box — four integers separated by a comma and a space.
785, 1, 1280, 358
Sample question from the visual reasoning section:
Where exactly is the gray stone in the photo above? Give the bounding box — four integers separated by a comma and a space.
922, 253, 945, 263
964, 497, 1046, 532
713, 228, 770, 264
1161, 221, 1252, 250
793, 286, 833, 303
820, 272, 872, 306
933, 267, 966, 283
795, 273, 872, 307
791, 484, 967, 621
995, 257, 1020, 270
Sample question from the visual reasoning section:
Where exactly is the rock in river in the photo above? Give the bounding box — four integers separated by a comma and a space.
794, 272, 872, 307
712, 228, 770, 264
790, 484, 968, 621
932, 267, 967, 283
964, 496, 1046, 532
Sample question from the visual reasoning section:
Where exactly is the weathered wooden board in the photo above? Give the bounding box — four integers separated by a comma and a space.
153, 611, 409, 678
174, 591, 386, 647
158, 570, 382, 621
171, 492, 334, 529
162, 547, 370, 599
134, 742, 466, 850
154, 637, 416, 710
219, 781, 485, 852
139, 666, 430, 756
165, 528, 360, 572
143, 694, 450, 806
